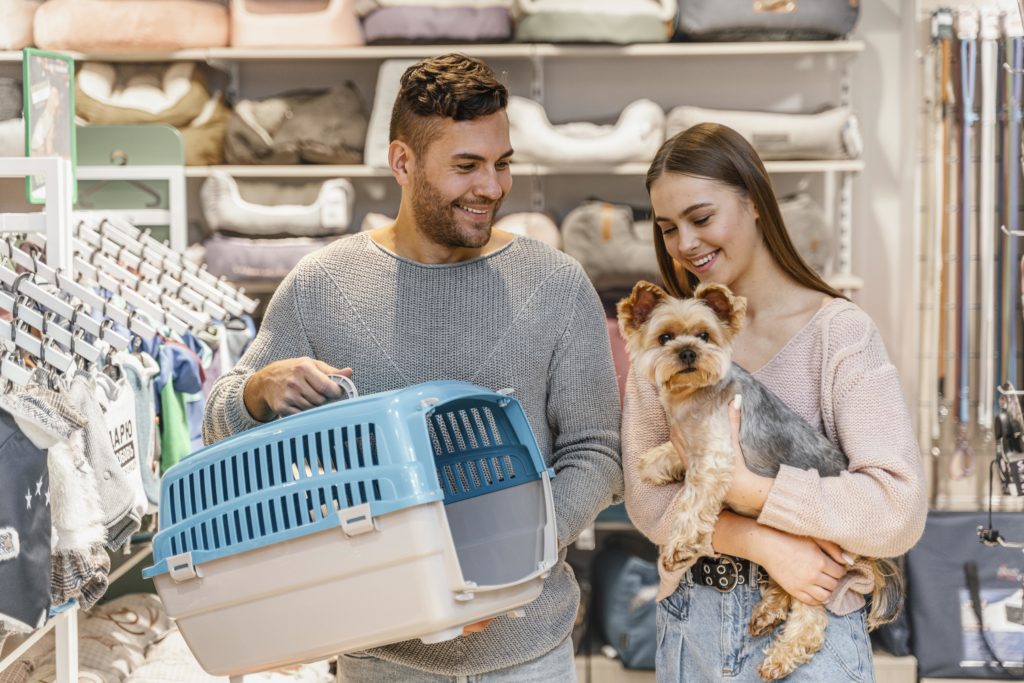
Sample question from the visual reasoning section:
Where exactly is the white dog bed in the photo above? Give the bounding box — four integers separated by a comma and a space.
666, 105, 862, 160
508, 96, 665, 165
494, 212, 561, 249
0, 0, 41, 50
561, 200, 659, 297
513, 0, 675, 43
363, 59, 418, 168
200, 171, 355, 237
230, 0, 363, 48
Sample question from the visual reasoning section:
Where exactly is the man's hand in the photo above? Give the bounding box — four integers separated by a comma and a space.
461, 618, 493, 635
243, 357, 353, 422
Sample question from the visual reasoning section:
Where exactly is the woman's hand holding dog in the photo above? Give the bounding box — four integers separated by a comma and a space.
758, 530, 851, 606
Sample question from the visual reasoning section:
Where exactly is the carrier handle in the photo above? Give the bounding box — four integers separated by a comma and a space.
328, 373, 359, 401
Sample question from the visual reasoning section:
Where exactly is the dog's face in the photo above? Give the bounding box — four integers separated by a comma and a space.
618, 281, 747, 397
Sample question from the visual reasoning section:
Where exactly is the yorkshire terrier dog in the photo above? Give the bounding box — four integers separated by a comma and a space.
618, 280, 901, 681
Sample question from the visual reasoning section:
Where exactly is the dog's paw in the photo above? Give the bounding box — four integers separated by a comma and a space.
757, 654, 798, 682
749, 603, 786, 637
660, 542, 700, 573
638, 443, 682, 486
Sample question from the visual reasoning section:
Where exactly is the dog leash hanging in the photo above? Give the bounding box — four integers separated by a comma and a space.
953, 7, 979, 480
978, 7, 999, 433
1004, 18, 1024, 394
921, 11, 945, 450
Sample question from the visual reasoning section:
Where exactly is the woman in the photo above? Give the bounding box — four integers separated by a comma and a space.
622, 123, 926, 682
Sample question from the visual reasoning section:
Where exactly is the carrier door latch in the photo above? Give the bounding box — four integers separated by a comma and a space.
338, 503, 376, 537
168, 552, 202, 583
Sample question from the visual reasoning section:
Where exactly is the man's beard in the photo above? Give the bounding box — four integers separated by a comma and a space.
410, 173, 502, 249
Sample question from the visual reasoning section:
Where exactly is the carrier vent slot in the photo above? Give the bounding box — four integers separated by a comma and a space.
446, 412, 467, 452
483, 408, 503, 445
471, 408, 491, 447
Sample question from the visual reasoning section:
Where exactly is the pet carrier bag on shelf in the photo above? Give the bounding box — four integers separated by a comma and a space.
143, 380, 557, 677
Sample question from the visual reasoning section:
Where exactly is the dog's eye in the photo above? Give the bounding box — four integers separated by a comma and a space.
658, 333, 674, 345
697, 332, 710, 342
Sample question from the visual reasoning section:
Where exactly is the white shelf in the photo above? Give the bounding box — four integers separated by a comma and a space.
0, 605, 77, 674
184, 159, 863, 179
0, 41, 864, 63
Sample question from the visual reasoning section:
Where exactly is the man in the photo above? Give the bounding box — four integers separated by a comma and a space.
203, 53, 622, 680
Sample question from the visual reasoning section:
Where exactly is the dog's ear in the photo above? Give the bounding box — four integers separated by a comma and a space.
694, 283, 747, 333
618, 281, 668, 335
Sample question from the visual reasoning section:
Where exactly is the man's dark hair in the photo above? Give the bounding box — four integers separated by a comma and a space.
389, 53, 508, 156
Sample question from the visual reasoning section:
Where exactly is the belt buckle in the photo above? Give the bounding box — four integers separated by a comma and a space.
705, 556, 742, 592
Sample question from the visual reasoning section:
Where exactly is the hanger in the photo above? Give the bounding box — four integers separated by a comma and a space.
76, 178, 163, 209
75, 222, 228, 321
2, 237, 145, 346
85, 215, 257, 315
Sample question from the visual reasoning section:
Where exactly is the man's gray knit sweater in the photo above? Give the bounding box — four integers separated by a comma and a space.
203, 232, 623, 676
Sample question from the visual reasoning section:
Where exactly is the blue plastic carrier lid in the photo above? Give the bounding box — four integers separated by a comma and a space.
144, 381, 551, 579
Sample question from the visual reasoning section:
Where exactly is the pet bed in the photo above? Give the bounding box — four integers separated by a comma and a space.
513, 0, 675, 43
200, 234, 338, 283
494, 212, 561, 249
0, 78, 22, 122
0, 119, 23, 157
0, 1, 41, 50
225, 85, 369, 165
33, 0, 229, 52
676, 0, 859, 41
508, 96, 665, 165
363, 59, 418, 168
229, 0, 364, 47
360, 2, 513, 43
666, 105, 862, 160
778, 190, 834, 276
561, 200, 660, 297
76, 63, 209, 128
200, 172, 356, 237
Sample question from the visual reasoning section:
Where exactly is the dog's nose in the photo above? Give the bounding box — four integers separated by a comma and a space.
679, 348, 697, 365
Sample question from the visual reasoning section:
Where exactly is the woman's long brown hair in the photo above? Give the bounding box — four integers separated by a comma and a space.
645, 122, 846, 301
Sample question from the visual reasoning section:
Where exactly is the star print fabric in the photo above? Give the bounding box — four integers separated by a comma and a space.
0, 407, 51, 634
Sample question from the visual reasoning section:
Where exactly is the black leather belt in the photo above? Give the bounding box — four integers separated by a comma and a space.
686, 555, 766, 592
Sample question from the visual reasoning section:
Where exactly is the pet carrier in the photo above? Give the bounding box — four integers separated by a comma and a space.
143, 380, 557, 677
